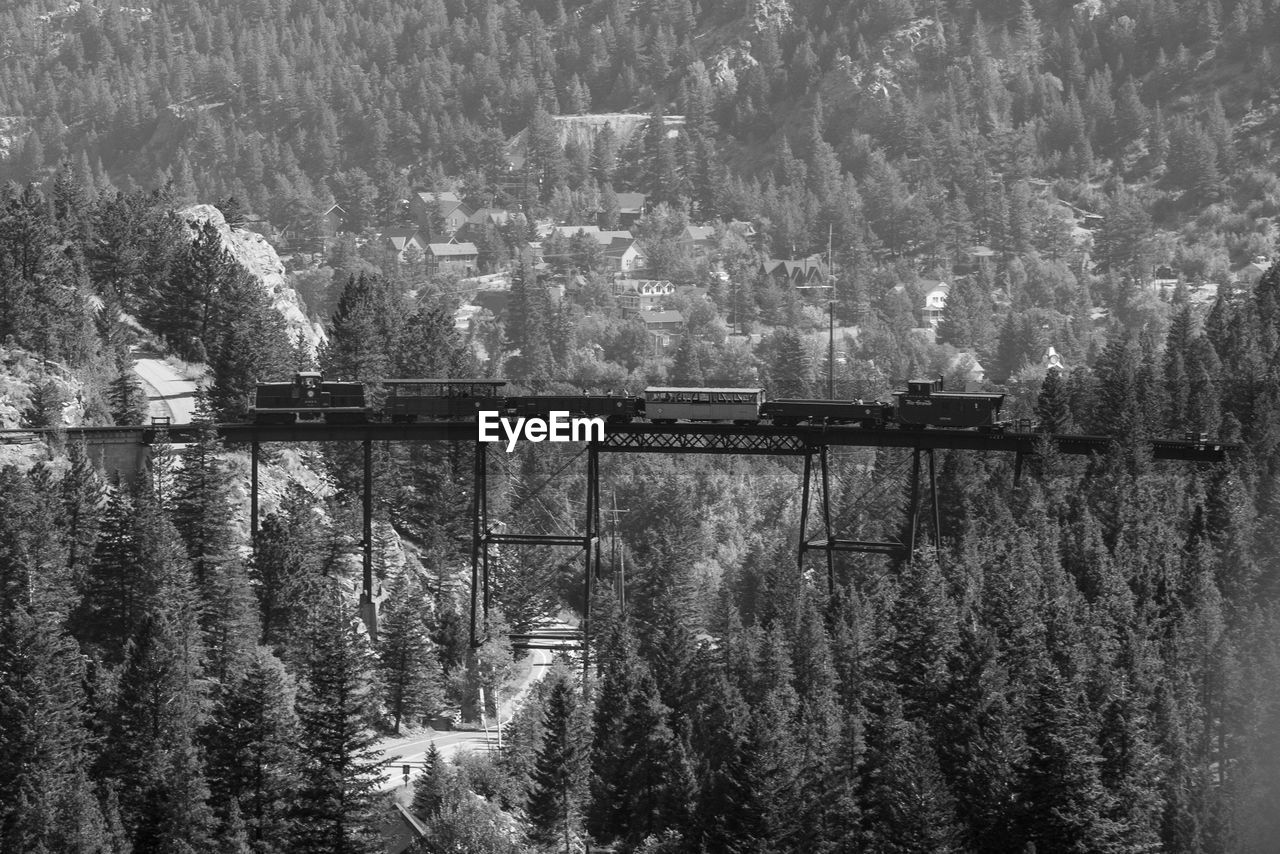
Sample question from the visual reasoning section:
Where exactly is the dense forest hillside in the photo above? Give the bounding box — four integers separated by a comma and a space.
3, 0, 1280, 853
1, 0, 1278, 264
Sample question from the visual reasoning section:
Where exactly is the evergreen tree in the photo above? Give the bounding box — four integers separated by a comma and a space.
0, 609, 110, 854
766, 328, 812, 398
377, 574, 443, 734
527, 671, 585, 852
203, 648, 300, 854
292, 584, 385, 854
173, 392, 258, 684
1036, 367, 1074, 433
936, 273, 996, 354
1015, 669, 1121, 852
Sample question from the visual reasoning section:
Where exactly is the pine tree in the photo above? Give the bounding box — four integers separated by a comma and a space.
173, 392, 259, 684
166, 218, 240, 361
377, 574, 443, 734
767, 328, 812, 398
292, 584, 385, 854
1015, 668, 1121, 852
101, 608, 212, 854
203, 648, 300, 854
936, 273, 995, 353
0, 609, 110, 853
527, 672, 585, 852
1036, 367, 1074, 433
411, 743, 458, 819
588, 619, 642, 842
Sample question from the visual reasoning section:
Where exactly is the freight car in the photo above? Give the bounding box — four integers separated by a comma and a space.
892, 378, 1004, 429
383, 378, 507, 422
250, 371, 370, 424
761, 399, 892, 427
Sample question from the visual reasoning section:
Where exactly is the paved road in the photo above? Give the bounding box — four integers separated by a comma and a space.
375, 643, 554, 792
133, 358, 198, 423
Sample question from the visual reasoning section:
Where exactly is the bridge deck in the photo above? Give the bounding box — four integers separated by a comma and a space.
0, 420, 1237, 462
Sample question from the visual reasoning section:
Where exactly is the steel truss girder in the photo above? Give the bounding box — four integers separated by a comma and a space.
599, 428, 808, 455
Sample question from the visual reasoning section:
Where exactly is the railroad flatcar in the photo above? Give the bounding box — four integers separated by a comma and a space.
762, 399, 892, 426
383, 378, 507, 422
250, 371, 370, 424
643, 387, 763, 423
893, 378, 1004, 429
503, 395, 639, 423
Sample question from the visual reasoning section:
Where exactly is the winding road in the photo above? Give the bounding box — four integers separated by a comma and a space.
375, 643, 554, 792
133, 357, 199, 423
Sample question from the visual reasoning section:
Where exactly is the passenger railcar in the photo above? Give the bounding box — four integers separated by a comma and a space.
893, 379, 1004, 429
503, 395, 639, 423
643, 387, 763, 423
762, 399, 892, 426
250, 371, 370, 424
383, 378, 507, 422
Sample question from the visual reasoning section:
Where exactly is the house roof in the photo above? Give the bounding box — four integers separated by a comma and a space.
469, 207, 510, 225
641, 310, 683, 325
683, 225, 716, 242
605, 236, 640, 256
548, 225, 633, 246
764, 258, 827, 277
615, 192, 646, 213
415, 190, 460, 204
428, 241, 479, 256
382, 228, 424, 251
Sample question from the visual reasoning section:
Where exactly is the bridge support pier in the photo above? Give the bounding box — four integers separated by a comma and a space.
798, 445, 944, 582
250, 439, 259, 541
359, 439, 377, 641
470, 444, 601, 687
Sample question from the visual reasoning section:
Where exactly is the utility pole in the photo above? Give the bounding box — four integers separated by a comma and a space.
602, 490, 629, 613
828, 223, 835, 400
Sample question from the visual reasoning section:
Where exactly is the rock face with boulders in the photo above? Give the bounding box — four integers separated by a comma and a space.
177, 204, 326, 355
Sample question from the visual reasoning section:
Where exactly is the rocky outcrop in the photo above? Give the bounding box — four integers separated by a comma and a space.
177, 204, 326, 354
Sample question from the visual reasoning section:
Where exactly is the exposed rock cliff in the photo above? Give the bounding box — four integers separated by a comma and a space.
177, 204, 325, 354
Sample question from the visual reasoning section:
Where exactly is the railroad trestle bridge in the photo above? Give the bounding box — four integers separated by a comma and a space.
1, 420, 1236, 677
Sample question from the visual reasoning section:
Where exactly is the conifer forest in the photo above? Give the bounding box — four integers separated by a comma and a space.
3, 0, 1280, 851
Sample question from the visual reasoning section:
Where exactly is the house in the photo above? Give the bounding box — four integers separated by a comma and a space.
761, 257, 828, 287
640, 309, 684, 355
1043, 346, 1066, 372
949, 352, 986, 389
921, 280, 950, 327
679, 225, 717, 260
427, 240, 479, 275
459, 207, 512, 242
615, 192, 647, 227
410, 191, 473, 236
605, 236, 646, 274
382, 227, 426, 262
616, 278, 675, 314
726, 219, 757, 241
469, 207, 511, 228
544, 225, 634, 247
319, 204, 345, 240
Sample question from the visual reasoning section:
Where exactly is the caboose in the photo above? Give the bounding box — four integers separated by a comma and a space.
250, 371, 370, 424
893, 377, 1004, 429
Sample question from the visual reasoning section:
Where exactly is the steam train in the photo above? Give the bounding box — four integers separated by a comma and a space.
250, 373, 1006, 430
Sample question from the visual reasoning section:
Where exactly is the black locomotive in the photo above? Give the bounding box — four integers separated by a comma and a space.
248, 372, 1005, 429
250, 371, 370, 424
